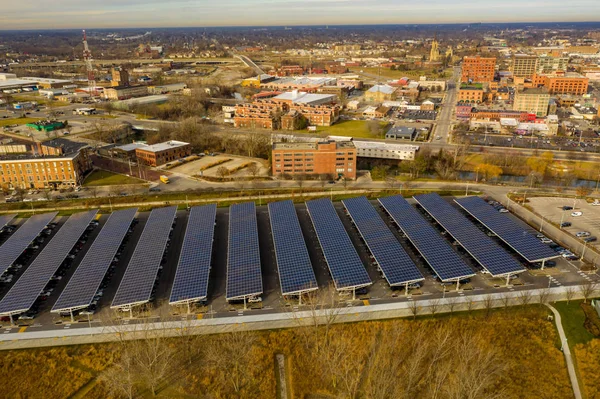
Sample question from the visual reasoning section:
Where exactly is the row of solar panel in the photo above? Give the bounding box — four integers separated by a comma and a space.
0, 194, 554, 316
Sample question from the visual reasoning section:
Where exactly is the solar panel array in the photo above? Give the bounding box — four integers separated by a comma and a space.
378, 196, 474, 281
0, 210, 98, 315
305, 198, 372, 290
413, 193, 525, 277
52, 208, 138, 313
0, 214, 16, 231
169, 204, 217, 305
111, 206, 177, 308
0, 212, 57, 274
342, 197, 423, 286
226, 202, 263, 300
455, 196, 558, 262
268, 200, 318, 296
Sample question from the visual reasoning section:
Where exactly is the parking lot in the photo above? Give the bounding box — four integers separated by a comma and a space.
527, 196, 600, 253
2, 194, 599, 333
458, 131, 600, 154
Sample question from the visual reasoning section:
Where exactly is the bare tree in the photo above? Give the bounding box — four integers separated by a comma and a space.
579, 282, 597, 303
89, 185, 99, 198
466, 298, 475, 314
482, 294, 495, 317
499, 293, 511, 310
517, 290, 533, 306
538, 288, 551, 305
429, 298, 441, 316
385, 176, 399, 190
14, 187, 26, 201
565, 286, 576, 304
445, 297, 458, 314
408, 300, 420, 319
247, 162, 260, 177
216, 166, 229, 179
204, 330, 257, 395
99, 348, 137, 399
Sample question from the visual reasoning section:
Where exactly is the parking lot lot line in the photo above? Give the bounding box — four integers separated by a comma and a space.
18, 326, 27, 333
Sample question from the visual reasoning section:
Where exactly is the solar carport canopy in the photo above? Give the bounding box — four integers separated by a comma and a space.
379, 195, 474, 282
455, 196, 558, 262
111, 206, 177, 308
0, 212, 57, 274
413, 193, 525, 277
226, 202, 263, 301
0, 210, 97, 316
52, 208, 138, 313
305, 198, 371, 290
268, 200, 317, 296
342, 196, 423, 286
169, 204, 217, 305
0, 214, 16, 232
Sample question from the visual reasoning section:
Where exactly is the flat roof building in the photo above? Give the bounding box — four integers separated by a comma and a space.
461, 56, 496, 83
135, 140, 191, 167
513, 88, 550, 117
353, 141, 419, 161
272, 140, 357, 180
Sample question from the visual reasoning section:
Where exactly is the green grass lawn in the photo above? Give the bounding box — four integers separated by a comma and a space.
296, 120, 388, 139
83, 170, 144, 186
554, 300, 596, 346
0, 117, 39, 127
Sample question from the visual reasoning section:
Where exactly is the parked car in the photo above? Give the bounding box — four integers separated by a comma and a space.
576, 231, 591, 237
541, 238, 553, 244
584, 236, 597, 243
571, 211, 583, 217
562, 205, 573, 210
560, 222, 572, 228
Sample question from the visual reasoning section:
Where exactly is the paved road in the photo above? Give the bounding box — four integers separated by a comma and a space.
546, 304, 583, 399
435, 66, 461, 144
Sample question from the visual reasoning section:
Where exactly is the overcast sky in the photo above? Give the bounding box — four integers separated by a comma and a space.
2, 0, 600, 30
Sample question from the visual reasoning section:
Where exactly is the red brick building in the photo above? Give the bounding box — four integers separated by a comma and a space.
135, 140, 191, 167
272, 140, 357, 180
532, 73, 589, 95
461, 56, 496, 83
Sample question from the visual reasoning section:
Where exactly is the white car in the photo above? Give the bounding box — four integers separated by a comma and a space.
541, 238, 553, 244
571, 211, 583, 217
576, 231, 591, 237
592, 201, 600, 206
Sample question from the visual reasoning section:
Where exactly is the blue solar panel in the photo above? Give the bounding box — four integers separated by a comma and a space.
51, 208, 138, 313
268, 200, 318, 296
111, 206, 177, 308
342, 197, 423, 286
0, 212, 57, 274
305, 198, 371, 290
226, 202, 262, 300
455, 196, 558, 262
0, 214, 16, 232
169, 204, 216, 305
0, 210, 98, 316
413, 193, 525, 277
378, 196, 474, 281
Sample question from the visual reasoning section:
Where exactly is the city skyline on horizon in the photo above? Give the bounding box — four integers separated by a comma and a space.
1, 0, 600, 30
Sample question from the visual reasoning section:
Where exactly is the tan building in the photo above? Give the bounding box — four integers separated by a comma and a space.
272, 140, 357, 180
461, 56, 496, 83
103, 85, 148, 100
458, 85, 485, 103
513, 88, 550, 117
537, 56, 568, 74
511, 55, 538, 78
135, 140, 191, 167
365, 84, 397, 103
0, 140, 91, 190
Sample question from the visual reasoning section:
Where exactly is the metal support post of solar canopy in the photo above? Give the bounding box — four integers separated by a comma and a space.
541, 259, 546, 271
405, 282, 409, 297
506, 274, 511, 287
243, 296, 247, 310
186, 301, 191, 315
69, 309, 74, 323
456, 279, 460, 291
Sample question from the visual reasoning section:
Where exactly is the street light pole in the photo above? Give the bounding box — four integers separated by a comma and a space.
540, 215, 546, 233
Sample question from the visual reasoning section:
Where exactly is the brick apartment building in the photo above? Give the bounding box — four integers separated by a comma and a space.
234, 97, 339, 130
532, 73, 589, 95
511, 55, 538, 78
0, 139, 91, 190
461, 56, 496, 83
135, 140, 191, 167
272, 140, 357, 180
